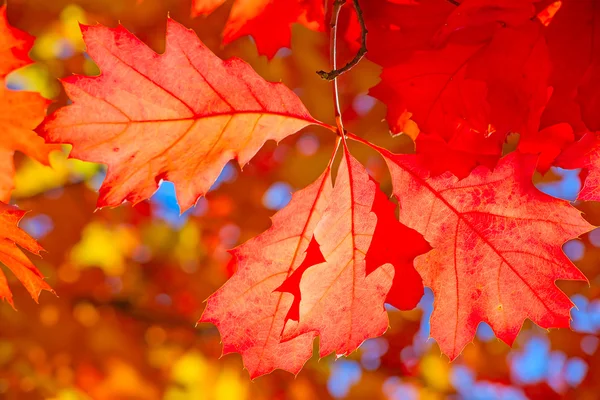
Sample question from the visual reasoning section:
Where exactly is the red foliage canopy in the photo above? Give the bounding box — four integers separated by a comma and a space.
4, 0, 600, 380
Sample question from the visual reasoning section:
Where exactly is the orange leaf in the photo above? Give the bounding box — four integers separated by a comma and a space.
0, 6, 33, 75
0, 5, 58, 202
39, 18, 324, 212
0, 202, 53, 307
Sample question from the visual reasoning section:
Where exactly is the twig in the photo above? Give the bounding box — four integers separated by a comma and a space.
317, 0, 368, 81
73, 296, 209, 333
446, 0, 460, 5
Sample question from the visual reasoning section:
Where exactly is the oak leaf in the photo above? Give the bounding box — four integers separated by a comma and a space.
360, 0, 456, 68
201, 143, 429, 376
38, 18, 322, 212
365, 188, 431, 311
518, 122, 575, 174
277, 147, 394, 359
200, 167, 331, 379
191, 0, 324, 58
433, 0, 536, 45
540, 0, 600, 134
372, 144, 593, 359
369, 0, 551, 177
0, 202, 53, 306
0, 5, 58, 202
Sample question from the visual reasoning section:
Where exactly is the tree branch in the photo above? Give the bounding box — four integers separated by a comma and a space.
317, 0, 367, 81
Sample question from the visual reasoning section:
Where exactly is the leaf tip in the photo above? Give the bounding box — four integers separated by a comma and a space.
78, 22, 93, 35
2, 296, 16, 311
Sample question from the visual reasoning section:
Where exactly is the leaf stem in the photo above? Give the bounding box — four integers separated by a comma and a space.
329, 0, 346, 138
345, 130, 391, 156
317, 0, 367, 81
346, 131, 373, 148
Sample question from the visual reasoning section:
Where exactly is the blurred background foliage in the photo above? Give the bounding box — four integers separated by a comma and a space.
2, 0, 600, 399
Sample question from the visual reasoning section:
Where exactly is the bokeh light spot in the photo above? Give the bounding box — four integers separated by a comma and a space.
296, 134, 320, 156
327, 360, 362, 398
39, 305, 59, 327
565, 357, 588, 387
73, 303, 99, 328
21, 214, 54, 239
352, 94, 377, 116
563, 239, 585, 261
219, 223, 241, 248
581, 335, 599, 355
262, 182, 293, 210
510, 336, 549, 384
588, 228, 600, 247
476, 322, 495, 342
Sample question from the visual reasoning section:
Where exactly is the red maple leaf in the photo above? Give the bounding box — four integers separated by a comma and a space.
191, 0, 324, 58
38, 18, 324, 212
350, 134, 592, 359
0, 202, 53, 306
0, 5, 58, 202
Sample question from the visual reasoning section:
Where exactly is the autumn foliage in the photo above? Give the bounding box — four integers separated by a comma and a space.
3, 0, 600, 392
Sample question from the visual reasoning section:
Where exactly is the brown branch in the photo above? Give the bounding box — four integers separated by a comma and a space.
73, 296, 209, 334
317, 0, 368, 81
